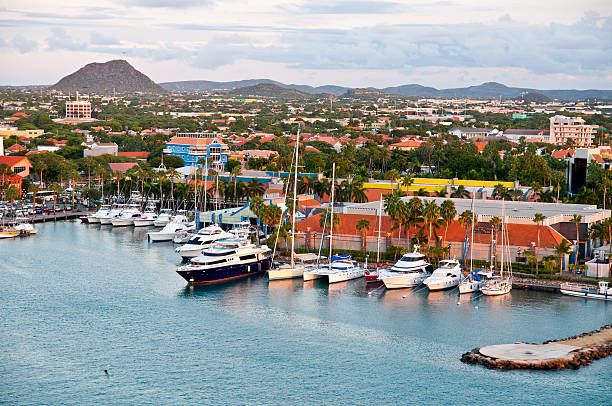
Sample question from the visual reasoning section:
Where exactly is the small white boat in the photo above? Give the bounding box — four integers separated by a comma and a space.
99, 205, 124, 225
423, 259, 461, 291
86, 205, 111, 224
111, 205, 142, 227
269, 253, 320, 280
147, 215, 192, 242
153, 209, 173, 227
133, 204, 158, 227
560, 281, 612, 301
14, 221, 37, 235
0, 227, 19, 239
302, 255, 365, 283
379, 248, 431, 289
459, 270, 493, 294
480, 277, 512, 296
175, 224, 234, 259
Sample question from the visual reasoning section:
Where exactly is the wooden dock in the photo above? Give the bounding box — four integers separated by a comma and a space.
3, 211, 91, 225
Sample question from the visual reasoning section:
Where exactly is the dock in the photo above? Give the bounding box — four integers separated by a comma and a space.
461, 325, 612, 370
3, 211, 91, 225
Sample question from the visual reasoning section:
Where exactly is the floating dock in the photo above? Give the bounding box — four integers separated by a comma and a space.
461, 325, 612, 370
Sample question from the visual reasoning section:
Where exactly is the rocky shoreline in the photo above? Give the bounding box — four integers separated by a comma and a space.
461, 324, 612, 370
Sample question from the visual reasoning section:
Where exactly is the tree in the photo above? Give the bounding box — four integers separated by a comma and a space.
28, 183, 40, 206
231, 165, 242, 203
356, 218, 371, 252
440, 200, 457, 246
6, 185, 20, 217
385, 168, 401, 192
422, 200, 441, 248
533, 213, 547, 276
569, 214, 582, 268
450, 185, 470, 198
492, 184, 508, 200
458, 210, 472, 230
553, 239, 572, 274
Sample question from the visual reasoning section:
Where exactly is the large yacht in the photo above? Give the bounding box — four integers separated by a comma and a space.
175, 224, 234, 259
147, 215, 192, 242
302, 255, 365, 283
176, 238, 272, 284
111, 204, 142, 227
379, 248, 431, 289
423, 259, 461, 291
85, 205, 111, 224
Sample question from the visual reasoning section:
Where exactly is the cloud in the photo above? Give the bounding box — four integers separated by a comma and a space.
90, 32, 120, 46
123, 0, 213, 8
12, 34, 37, 53
46, 27, 87, 51
297, 0, 401, 14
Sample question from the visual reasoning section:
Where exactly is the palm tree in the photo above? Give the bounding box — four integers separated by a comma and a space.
458, 210, 472, 230
166, 168, 181, 204
28, 183, 40, 206
492, 184, 508, 200
386, 168, 400, 192
356, 218, 371, 252
509, 189, 524, 201
401, 176, 414, 192
489, 216, 502, 269
422, 200, 441, 248
5, 185, 20, 217
319, 209, 341, 230
440, 200, 457, 247
553, 239, 572, 274
313, 178, 330, 199
298, 176, 316, 195
406, 197, 423, 246
231, 165, 242, 203
569, 214, 582, 267
450, 185, 470, 198
383, 192, 402, 250
533, 213, 547, 276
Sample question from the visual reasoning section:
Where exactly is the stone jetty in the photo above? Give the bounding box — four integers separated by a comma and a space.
461, 324, 612, 370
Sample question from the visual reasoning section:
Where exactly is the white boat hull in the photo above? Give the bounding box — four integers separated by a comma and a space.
560, 289, 612, 301
148, 232, 177, 242
133, 219, 155, 227
153, 220, 169, 227
111, 218, 134, 227
328, 268, 365, 283
87, 217, 101, 224
425, 277, 460, 291
481, 279, 512, 296
99, 217, 114, 225
303, 270, 323, 281
269, 267, 306, 280
381, 272, 428, 289
178, 247, 204, 259
459, 280, 482, 294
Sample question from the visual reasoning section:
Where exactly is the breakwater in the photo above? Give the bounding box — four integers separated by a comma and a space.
461, 325, 612, 370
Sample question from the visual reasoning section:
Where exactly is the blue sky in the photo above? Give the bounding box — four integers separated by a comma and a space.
1, 0, 611, 89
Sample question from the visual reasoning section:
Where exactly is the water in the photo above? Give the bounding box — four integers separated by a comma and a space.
1, 221, 610, 405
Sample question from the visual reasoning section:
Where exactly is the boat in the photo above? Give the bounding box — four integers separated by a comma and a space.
153, 209, 173, 227
99, 205, 124, 225
133, 203, 158, 227
379, 247, 432, 289
0, 227, 19, 239
175, 224, 234, 259
459, 269, 493, 294
365, 199, 384, 283
111, 204, 142, 227
481, 202, 512, 296
176, 238, 272, 284
423, 259, 461, 291
85, 205, 111, 224
147, 215, 192, 242
560, 281, 612, 301
229, 221, 253, 239
13, 218, 37, 235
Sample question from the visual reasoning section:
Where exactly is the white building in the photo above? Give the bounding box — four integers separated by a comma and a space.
549, 115, 597, 147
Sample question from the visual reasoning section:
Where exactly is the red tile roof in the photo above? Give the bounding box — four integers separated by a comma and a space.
0, 155, 32, 168
592, 154, 605, 164
6, 143, 27, 152
108, 162, 138, 173
551, 149, 575, 159
168, 136, 221, 146
118, 151, 149, 159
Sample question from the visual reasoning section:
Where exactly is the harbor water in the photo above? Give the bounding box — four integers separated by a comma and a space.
1, 221, 610, 405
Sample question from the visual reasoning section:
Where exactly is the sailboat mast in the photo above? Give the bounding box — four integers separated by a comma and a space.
328, 162, 336, 269
194, 164, 198, 231
500, 200, 505, 277
289, 127, 300, 267
376, 198, 382, 269
470, 201, 475, 272
203, 159, 208, 214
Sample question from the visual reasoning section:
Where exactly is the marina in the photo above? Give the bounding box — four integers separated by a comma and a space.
1, 220, 610, 404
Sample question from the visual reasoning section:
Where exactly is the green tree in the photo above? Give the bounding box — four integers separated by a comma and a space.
356, 218, 371, 252
533, 213, 547, 276
553, 239, 572, 274
440, 199, 457, 247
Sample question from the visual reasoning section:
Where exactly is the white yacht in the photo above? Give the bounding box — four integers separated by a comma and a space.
303, 255, 365, 283
175, 224, 234, 259
99, 205, 124, 225
153, 209, 173, 227
176, 238, 272, 284
111, 204, 142, 227
423, 259, 461, 291
379, 248, 431, 289
133, 203, 158, 227
269, 253, 319, 280
229, 221, 253, 239
560, 281, 612, 301
86, 205, 111, 224
459, 270, 493, 294
147, 215, 192, 242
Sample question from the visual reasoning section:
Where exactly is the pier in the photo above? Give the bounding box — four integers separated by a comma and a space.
3, 211, 91, 225
461, 325, 612, 370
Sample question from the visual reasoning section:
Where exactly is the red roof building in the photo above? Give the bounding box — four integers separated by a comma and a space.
117, 151, 150, 159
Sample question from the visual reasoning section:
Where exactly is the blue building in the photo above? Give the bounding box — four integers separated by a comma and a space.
163, 133, 230, 170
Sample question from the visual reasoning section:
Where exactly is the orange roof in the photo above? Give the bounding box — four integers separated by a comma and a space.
108, 162, 138, 173
168, 136, 221, 146
118, 151, 149, 158
552, 149, 575, 159
0, 155, 32, 168
592, 154, 605, 164
26, 150, 47, 155
305, 146, 321, 153
473, 141, 487, 153
6, 144, 27, 152
390, 140, 422, 149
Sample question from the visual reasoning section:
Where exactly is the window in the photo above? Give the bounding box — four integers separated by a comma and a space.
240, 254, 257, 261
13, 166, 26, 174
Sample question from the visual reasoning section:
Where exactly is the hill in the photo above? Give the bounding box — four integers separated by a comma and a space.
517, 92, 551, 103
51, 60, 165, 94
228, 83, 314, 99
159, 79, 348, 95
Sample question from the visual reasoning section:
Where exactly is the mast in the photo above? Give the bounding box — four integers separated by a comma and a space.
194, 163, 199, 231
289, 127, 300, 267
376, 198, 382, 269
500, 200, 505, 277
203, 159, 208, 214
470, 200, 475, 273
328, 162, 336, 269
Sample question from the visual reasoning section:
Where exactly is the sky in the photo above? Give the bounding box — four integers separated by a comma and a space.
1, 0, 611, 89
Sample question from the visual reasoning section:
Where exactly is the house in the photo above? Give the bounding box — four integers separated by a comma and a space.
118, 151, 150, 160
448, 127, 497, 138
83, 142, 118, 157
6, 143, 27, 154
503, 129, 550, 143
108, 162, 139, 174
389, 140, 422, 151
0, 155, 33, 177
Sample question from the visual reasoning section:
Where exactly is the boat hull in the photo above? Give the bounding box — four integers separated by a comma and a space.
303, 270, 324, 281
177, 258, 272, 285
80, 216, 90, 223
148, 232, 176, 242
459, 280, 482, 294
133, 219, 155, 227
328, 269, 364, 284
87, 217, 101, 224
560, 289, 612, 301
424, 277, 460, 291
111, 219, 134, 227
268, 266, 306, 280
99, 217, 114, 225
381, 272, 428, 289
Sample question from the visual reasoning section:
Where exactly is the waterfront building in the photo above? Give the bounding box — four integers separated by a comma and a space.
163, 133, 229, 170
549, 115, 597, 147
0, 155, 33, 178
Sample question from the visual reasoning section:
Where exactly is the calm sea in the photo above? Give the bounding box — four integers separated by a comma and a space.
1, 221, 610, 405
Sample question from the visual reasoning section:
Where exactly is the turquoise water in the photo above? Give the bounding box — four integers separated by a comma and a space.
1, 221, 610, 405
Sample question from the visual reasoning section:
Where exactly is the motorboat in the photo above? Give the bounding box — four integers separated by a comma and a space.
379, 248, 431, 289
86, 205, 111, 224
303, 255, 365, 283
99, 205, 124, 225
147, 215, 192, 242
0, 227, 19, 239
459, 270, 493, 294
560, 281, 612, 301
229, 221, 253, 239
268, 253, 319, 280
153, 209, 173, 227
423, 259, 461, 291
175, 224, 234, 259
133, 203, 158, 227
111, 204, 142, 227
176, 238, 272, 284
13, 218, 37, 235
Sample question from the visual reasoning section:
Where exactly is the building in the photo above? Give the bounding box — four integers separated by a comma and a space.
554, 147, 612, 195
0, 126, 44, 139
65, 99, 92, 120
549, 115, 597, 147
0, 155, 33, 178
83, 142, 118, 157
448, 127, 498, 138
503, 129, 550, 143
163, 134, 229, 170
389, 140, 422, 151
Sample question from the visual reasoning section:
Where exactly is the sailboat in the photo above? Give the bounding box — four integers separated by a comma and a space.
365, 198, 384, 283
480, 201, 512, 296
303, 163, 365, 283
268, 126, 313, 280
458, 198, 492, 293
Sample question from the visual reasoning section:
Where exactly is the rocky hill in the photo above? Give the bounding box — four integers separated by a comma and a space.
51, 60, 165, 94
228, 83, 314, 99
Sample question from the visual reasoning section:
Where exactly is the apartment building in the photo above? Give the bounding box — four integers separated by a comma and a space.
549, 115, 597, 147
